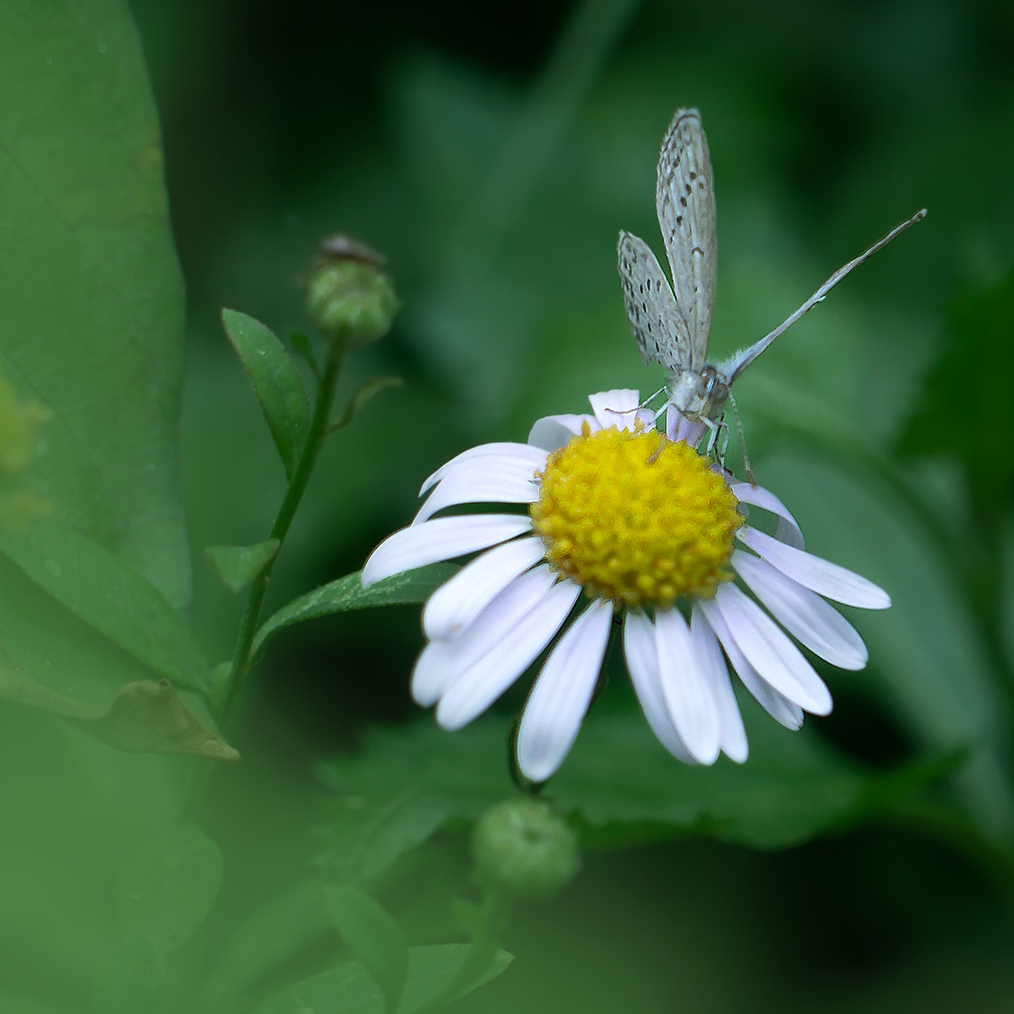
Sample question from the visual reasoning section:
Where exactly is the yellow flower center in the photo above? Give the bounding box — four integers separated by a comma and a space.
530, 425, 743, 608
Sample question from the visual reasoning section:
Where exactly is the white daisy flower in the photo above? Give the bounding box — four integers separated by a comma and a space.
362, 389, 890, 783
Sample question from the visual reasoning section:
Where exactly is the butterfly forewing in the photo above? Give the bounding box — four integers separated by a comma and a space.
617, 230, 690, 372
655, 109, 717, 371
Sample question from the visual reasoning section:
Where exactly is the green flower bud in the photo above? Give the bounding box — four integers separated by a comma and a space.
471, 798, 580, 899
306, 234, 400, 346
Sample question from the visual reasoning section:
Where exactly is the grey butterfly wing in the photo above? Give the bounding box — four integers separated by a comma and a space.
617, 230, 691, 373
656, 108, 717, 370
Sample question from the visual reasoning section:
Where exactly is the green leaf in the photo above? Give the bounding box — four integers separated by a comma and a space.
0, 552, 236, 758
221, 309, 311, 481
251, 564, 457, 666
113, 825, 224, 952
197, 880, 330, 1012
89, 931, 165, 1014
0, 655, 238, 761
317, 700, 937, 859
0, 518, 209, 692
251, 944, 512, 1014
205, 539, 280, 594
330, 376, 404, 432
0, 0, 189, 610
324, 885, 409, 1014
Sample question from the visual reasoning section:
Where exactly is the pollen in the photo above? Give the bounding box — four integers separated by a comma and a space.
530, 425, 743, 608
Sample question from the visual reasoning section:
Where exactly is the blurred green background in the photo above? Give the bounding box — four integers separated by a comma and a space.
18, 0, 1014, 1010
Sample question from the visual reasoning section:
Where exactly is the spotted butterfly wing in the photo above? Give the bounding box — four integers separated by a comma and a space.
617, 231, 690, 373
656, 108, 716, 371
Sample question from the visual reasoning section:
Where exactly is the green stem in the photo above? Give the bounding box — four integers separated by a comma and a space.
217, 337, 346, 728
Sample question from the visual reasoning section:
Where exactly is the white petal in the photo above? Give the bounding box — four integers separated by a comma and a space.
435, 579, 581, 730
362, 514, 532, 587
731, 485, 804, 549
667, 404, 705, 446
738, 527, 890, 609
528, 414, 598, 451
411, 566, 557, 706
655, 607, 721, 764
704, 584, 832, 715
420, 443, 548, 496
691, 607, 748, 763
588, 389, 641, 430
623, 612, 696, 764
701, 603, 803, 730
413, 458, 541, 524
733, 552, 868, 670
423, 536, 547, 641
516, 599, 614, 782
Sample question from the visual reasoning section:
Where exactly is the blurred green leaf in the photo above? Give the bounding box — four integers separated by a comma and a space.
252, 944, 512, 1014
899, 271, 1014, 510
0, 994, 84, 1014
205, 539, 280, 594
0, 518, 209, 692
221, 309, 311, 482
330, 376, 404, 432
250, 564, 457, 666
113, 825, 224, 953
289, 330, 321, 379
197, 880, 330, 1013
89, 931, 164, 1014
317, 700, 939, 858
0, 0, 189, 610
324, 885, 408, 1014
758, 453, 1014, 838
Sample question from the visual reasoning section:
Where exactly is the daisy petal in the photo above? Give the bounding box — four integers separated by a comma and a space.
528, 414, 598, 451
516, 599, 614, 782
623, 612, 696, 764
667, 405, 706, 446
435, 579, 582, 731
704, 584, 832, 715
423, 536, 547, 641
701, 604, 803, 730
588, 389, 642, 430
412, 565, 557, 706
414, 458, 541, 524
655, 607, 721, 764
733, 552, 868, 670
420, 443, 548, 497
731, 484, 804, 549
691, 608, 748, 763
362, 514, 532, 587
739, 528, 890, 609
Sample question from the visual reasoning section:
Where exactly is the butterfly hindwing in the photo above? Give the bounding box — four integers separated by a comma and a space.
617, 230, 690, 373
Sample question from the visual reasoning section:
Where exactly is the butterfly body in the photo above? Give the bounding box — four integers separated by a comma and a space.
618, 108, 926, 433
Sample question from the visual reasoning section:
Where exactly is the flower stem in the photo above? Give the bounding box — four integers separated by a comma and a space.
217, 336, 346, 728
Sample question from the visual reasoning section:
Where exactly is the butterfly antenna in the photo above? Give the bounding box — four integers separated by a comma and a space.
724, 208, 927, 382
727, 390, 755, 486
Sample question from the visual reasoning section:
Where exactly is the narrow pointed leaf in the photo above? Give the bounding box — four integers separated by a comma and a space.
250, 564, 457, 666
324, 885, 408, 1014
113, 825, 225, 952
0, 518, 210, 691
221, 309, 311, 480
205, 539, 280, 594
289, 329, 321, 378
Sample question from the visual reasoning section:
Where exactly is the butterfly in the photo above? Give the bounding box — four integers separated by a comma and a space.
618, 108, 925, 436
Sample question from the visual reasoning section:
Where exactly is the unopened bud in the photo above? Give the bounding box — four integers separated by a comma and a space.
471, 798, 580, 899
306, 234, 400, 345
